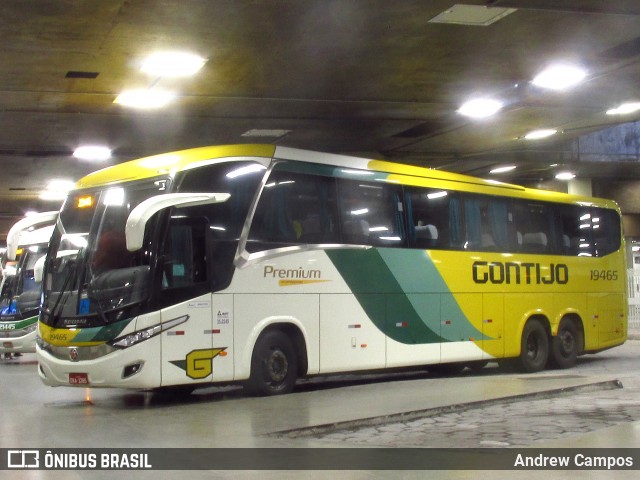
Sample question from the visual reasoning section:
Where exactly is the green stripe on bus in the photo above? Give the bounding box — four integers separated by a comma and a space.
326, 248, 487, 344
0, 315, 38, 330
71, 317, 134, 343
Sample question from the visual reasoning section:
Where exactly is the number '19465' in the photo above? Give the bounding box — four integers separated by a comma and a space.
590, 270, 618, 281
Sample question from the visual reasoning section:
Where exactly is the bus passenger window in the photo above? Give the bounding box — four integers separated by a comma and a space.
247, 170, 339, 251
405, 188, 451, 249
338, 179, 404, 246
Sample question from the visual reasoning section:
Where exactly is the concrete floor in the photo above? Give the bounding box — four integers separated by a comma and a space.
2, 339, 640, 479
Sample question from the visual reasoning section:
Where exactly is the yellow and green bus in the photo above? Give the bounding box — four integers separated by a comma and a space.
36, 145, 627, 395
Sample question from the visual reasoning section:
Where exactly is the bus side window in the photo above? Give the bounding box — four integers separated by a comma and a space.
592, 207, 621, 257
405, 187, 450, 249
161, 215, 208, 303
558, 205, 593, 256
338, 179, 404, 247
247, 171, 339, 251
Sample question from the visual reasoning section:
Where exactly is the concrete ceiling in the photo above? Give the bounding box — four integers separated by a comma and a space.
2, 0, 640, 241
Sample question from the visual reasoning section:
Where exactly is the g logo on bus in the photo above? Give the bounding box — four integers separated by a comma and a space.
69, 348, 79, 361
169, 347, 227, 379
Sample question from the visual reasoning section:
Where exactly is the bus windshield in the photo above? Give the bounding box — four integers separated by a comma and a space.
0, 243, 48, 317
41, 180, 168, 327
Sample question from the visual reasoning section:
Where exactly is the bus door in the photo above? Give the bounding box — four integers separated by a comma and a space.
158, 216, 232, 386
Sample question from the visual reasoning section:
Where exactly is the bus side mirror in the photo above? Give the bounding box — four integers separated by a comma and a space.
6, 211, 57, 261
125, 192, 230, 252
34, 255, 47, 283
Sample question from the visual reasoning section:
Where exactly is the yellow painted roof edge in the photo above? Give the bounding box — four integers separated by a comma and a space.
73, 143, 619, 211
75, 144, 276, 189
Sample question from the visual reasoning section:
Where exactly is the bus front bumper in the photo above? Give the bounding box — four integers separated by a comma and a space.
36, 337, 161, 389
0, 330, 36, 354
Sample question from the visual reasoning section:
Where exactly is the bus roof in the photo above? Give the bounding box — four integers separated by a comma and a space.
74, 144, 618, 210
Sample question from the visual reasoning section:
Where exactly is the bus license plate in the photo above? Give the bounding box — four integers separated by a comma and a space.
69, 373, 89, 385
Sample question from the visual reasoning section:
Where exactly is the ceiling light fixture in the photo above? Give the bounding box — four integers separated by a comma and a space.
555, 171, 576, 181
73, 145, 112, 161
489, 165, 517, 174
114, 88, 176, 109
141, 52, 206, 78
40, 179, 75, 200
606, 102, 640, 115
524, 129, 558, 140
241, 129, 291, 138
531, 65, 586, 90
457, 98, 503, 118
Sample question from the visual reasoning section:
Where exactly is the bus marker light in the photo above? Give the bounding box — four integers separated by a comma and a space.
361, 344, 367, 348
396, 322, 408, 328
77, 196, 94, 208
348, 324, 361, 329
219, 351, 228, 357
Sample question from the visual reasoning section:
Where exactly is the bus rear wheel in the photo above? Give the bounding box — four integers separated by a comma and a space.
549, 319, 579, 369
246, 330, 298, 396
517, 320, 549, 373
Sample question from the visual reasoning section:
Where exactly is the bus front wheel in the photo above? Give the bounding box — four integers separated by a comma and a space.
246, 330, 298, 396
517, 320, 549, 373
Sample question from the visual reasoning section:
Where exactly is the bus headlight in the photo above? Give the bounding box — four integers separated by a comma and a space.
109, 315, 188, 349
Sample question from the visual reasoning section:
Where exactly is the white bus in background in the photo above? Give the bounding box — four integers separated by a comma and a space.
0, 212, 57, 359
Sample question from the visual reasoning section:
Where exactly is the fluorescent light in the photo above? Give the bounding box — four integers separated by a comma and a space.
606, 102, 640, 115
351, 208, 369, 216
241, 129, 291, 138
524, 129, 558, 140
141, 52, 206, 78
40, 179, 75, 200
458, 98, 503, 118
427, 191, 448, 199
73, 145, 112, 161
114, 88, 176, 109
489, 166, 517, 174
225, 164, 266, 179
47, 179, 75, 191
555, 171, 576, 181
532, 65, 586, 90
103, 188, 125, 206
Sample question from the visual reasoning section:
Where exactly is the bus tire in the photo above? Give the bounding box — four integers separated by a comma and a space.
246, 330, 298, 396
549, 319, 579, 369
517, 319, 549, 373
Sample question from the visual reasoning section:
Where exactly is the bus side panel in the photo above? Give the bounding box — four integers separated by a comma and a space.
385, 293, 440, 368
440, 293, 484, 363
481, 293, 504, 360
160, 293, 217, 387
587, 292, 626, 350
319, 294, 386, 373
233, 293, 319, 381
